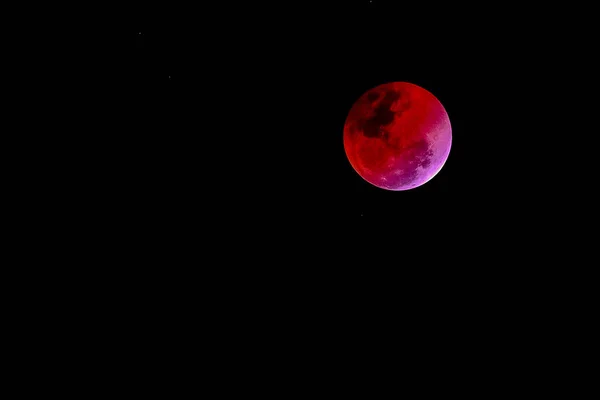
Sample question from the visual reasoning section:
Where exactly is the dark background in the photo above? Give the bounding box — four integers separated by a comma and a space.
9, 2, 594, 387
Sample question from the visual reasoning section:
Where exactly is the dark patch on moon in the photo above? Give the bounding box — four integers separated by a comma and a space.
360, 90, 401, 139
382, 90, 401, 103
367, 92, 380, 102
420, 151, 433, 169
408, 139, 433, 170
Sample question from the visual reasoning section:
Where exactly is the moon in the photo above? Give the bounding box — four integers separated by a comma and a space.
343, 82, 452, 191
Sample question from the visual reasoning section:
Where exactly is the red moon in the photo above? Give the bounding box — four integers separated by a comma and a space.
343, 82, 452, 191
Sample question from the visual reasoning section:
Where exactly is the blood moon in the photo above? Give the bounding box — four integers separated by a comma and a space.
343, 82, 451, 191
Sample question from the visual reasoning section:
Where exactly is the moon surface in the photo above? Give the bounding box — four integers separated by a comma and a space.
343, 82, 452, 191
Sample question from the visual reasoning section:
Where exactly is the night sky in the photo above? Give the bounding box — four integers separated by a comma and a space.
38, 2, 592, 383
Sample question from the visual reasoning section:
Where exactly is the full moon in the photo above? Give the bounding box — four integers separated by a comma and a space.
343, 82, 452, 191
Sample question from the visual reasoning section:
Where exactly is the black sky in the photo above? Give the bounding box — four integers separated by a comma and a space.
2, 4, 595, 391
22, 1, 594, 381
